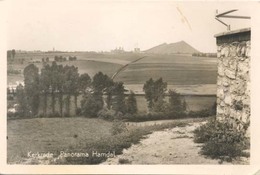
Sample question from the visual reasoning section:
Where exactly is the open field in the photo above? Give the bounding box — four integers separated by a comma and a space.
114, 54, 217, 85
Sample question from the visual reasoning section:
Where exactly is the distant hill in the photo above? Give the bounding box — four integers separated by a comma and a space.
144, 41, 200, 54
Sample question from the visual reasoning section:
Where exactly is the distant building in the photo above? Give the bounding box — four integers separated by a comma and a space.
111, 47, 125, 54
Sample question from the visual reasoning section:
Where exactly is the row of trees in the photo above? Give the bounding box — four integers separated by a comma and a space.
13, 61, 187, 119
15, 62, 137, 118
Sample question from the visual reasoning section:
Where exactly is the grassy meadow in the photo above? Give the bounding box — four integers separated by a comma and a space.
7, 118, 113, 163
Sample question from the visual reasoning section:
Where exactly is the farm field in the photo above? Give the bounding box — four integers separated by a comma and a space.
114, 54, 217, 85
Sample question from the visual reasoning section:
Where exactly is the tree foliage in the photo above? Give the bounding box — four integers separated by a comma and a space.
143, 77, 167, 110
81, 92, 104, 117
78, 73, 91, 94
24, 64, 40, 116
126, 91, 137, 114
16, 84, 30, 117
168, 89, 186, 113
63, 65, 79, 116
92, 72, 113, 93
39, 64, 51, 115
56, 64, 66, 117
110, 82, 126, 113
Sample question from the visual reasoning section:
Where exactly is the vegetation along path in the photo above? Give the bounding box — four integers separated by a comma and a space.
103, 121, 249, 165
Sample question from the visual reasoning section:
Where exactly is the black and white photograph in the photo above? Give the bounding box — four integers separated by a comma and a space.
1, 0, 260, 174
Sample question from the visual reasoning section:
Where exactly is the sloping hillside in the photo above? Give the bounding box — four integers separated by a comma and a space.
145, 41, 200, 54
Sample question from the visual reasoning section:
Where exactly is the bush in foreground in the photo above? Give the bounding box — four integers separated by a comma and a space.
194, 118, 249, 161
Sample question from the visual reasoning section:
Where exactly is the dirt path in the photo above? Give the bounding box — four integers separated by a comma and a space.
102, 122, 248, 165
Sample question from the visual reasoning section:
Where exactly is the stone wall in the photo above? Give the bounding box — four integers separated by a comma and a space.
215, 28, 250, 127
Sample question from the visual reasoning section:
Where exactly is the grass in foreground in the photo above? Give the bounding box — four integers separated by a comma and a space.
7, 117, 113, 164
7, 117, 208, 164
58, 117, 208, 164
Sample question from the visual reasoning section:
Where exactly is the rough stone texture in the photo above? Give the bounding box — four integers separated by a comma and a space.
215, 29, 250, 131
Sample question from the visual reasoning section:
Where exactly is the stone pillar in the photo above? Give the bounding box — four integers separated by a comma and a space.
215, 28, 250, 127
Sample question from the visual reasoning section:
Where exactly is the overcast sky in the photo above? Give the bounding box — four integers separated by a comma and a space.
6, 0, 252, 52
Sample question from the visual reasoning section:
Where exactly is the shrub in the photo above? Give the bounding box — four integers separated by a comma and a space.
110, 120, 128, 135
98, 108, 116, 121
194, 119, 249, 161
193, 118, 218, 143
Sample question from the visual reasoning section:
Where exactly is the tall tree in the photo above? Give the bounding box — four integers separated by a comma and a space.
143, 77, 167, 110
78, 73, 91, 94
40, 64, 51, 116
154, 78, 167, 102
92, 71, 114, 109
56, 64, 65, 117
111, 82, 126, 113
143, 78, 154, 109
24, 64, 40, 116
92, 72, 113, 93
76, 73, 91, 114
126, 91, 137, 114
168, 89, 186, 113
50, 62, 60, 114
16, 84, 29, 117
63, 65, 79, 116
